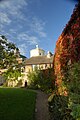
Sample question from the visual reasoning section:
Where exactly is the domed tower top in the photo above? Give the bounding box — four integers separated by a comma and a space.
30, 45, 45, 58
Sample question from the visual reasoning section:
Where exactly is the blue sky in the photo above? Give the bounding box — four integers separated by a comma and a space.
0, 0, 77, 58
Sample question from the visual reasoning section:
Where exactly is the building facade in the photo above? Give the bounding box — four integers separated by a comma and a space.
22, 45, 54, 86
0, 45, 53, 87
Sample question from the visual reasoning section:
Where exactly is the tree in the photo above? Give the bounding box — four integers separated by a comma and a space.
0, 35, 22, 86
3, 65, 21, 87
0, 35, 18, 69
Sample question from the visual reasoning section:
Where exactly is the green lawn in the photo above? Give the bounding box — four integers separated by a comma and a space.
0, 88, 36, 120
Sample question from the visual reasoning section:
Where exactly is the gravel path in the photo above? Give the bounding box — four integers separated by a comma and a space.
35, 90, 50, 120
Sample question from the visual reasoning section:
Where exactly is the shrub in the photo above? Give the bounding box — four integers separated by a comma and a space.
67, 62, 80, 120
48, 62, 80, 120
27, 67, 54, 93
48, 93, 74, 120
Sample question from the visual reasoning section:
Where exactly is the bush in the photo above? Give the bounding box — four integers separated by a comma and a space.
48, 62, 80, 120
27, 67, 54, 93
48, 93, 74, 120
67, 62, 80, 120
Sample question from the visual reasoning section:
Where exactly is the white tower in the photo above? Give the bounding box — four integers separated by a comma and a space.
30, 45, 45, 57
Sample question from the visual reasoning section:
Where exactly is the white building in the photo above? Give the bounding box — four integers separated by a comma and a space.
22, 45, 53, 85
30, 45, 45, 57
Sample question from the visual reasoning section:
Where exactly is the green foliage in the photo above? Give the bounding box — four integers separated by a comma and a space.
51, 3, 80, 120
50, 62, 80, 120
2, 64, 21, 87
0, 35, 18, 69
0, 35, 22, 86
48, 62, 80, 120
3, 66, 21, 82
67, 62, 80, 120
27, 67, 39, 89
48, 94, 74, 120
27, 67, 54, 92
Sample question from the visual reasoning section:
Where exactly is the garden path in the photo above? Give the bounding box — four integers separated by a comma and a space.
35, 90, 50, 120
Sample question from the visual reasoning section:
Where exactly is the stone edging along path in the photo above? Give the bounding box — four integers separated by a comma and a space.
35, 90, 50, 120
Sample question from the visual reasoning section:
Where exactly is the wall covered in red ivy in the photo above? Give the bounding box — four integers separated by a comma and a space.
53, 2, 80, 94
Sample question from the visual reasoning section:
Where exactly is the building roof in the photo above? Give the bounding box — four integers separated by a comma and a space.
20, 54, 27, 59
25, 55, 53, 65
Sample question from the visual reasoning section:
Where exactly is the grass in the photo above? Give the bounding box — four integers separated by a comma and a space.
0, 88, 36, 120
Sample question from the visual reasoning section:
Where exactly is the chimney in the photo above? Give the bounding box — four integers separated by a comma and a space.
47, 51, 51, 58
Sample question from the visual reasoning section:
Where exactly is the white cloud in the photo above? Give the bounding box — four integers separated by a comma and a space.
17, 33, 29, 41
18, 43, 27, 55
0, 0, 28, 26
30, 17, 47, 37
17, 33, 39, 45
0, 0, 47, 38
0, 0, 29, 42
9, 29, 17, 34
0, 0, 47, 56
0, 0, 28, 12
0, 12, 11, 24
17, 34, 39, 56
27, 36, 39, 45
